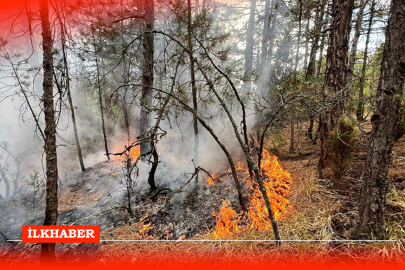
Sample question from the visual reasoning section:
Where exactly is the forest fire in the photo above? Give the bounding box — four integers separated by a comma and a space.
111, 141, 141, 163
211, 149, 292, 238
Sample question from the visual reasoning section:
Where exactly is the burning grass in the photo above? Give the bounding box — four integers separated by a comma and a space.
210, 149, 292, 238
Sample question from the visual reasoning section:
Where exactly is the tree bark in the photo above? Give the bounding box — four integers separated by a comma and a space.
356, 0, 375, 121
319, 0, 354, 170
140, 0, 154, 158
356, 0, 405, 239
39, 0, 58, 261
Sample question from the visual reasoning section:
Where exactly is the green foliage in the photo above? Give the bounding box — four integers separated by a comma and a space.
327, 120, 358, 181
21, 170, 45, 212
269, 132, 285, 156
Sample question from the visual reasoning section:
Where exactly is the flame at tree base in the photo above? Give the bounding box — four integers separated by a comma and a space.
211, 149, 292, 238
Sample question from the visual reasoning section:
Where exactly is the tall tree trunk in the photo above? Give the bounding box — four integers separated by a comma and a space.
267, 7, 278, 79
348, 0, 367, 83
306, 0, 327, 78
356, 0, 405, 239
187, 0, 199, 166
39, 0, 58, 261
259, 0, 272, 74
356, 0, 375, 121
306, 0, 327, 141
120, 0, 131, 141
303, 17, 310, 69
289, 0, 303, 154
59, 19, 86, 172
243, 0, 257, 98
316, 3, 331, 76
140, 0, 154, 158
255, 0, 275, 139
93, 36, 110, 161
319, 0, 354, 170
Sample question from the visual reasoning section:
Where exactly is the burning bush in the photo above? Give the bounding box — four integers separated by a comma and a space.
211, 149, 292, 237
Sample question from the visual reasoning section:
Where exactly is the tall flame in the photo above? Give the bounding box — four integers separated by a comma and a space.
211, 149, 292, 237
211, 200, 241, 238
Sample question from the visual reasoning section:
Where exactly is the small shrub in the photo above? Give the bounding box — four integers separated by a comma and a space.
268, 132, 285, 156
327, 120, 358, 181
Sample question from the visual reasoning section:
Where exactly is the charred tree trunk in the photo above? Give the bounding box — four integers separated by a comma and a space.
147, 148, 158, 191
356, 0, 375, 122
39, 0, 58, 261
187, 0, 199, 166
140, 0, 154, 159
356, 0, 405, 239
319, 0, 354, 170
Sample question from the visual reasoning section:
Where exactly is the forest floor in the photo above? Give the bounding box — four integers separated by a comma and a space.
1, 118, 405, 265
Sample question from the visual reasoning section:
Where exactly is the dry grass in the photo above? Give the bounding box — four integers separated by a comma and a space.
95, 153, 405, 265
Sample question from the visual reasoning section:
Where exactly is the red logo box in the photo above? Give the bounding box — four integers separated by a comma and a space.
22, 226, 100, 243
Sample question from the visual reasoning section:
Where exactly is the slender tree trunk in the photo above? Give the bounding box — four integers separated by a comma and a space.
259, 0, 272, 74
356, 0, 375, 121
306, 0, 327, 140
303, 17, 310, 69
348, 0, 367, 83
120, 0, 131, 141
356, 0, 405, 239
0, 167, 10, 199
306, 0, 327, 78
255, 0, 275, 139
39, 0, 58, 261
243, 0, 257, 98
140, 0, 154, 157
187, 0, 199, 166
289, 0, 303, 153
267, 8, 278, 79
319, 0, 354, 170
316, 3, 331, 76
59, 21, 86, 172
93, 37, 110, 161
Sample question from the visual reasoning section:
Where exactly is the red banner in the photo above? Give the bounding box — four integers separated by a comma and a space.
22, 226, 100, 243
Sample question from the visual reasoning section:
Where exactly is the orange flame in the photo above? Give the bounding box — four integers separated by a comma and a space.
211, 200, 241, 238
111, 140, 141, 164
211, 149, 292, 237
207, 172, 216, 186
